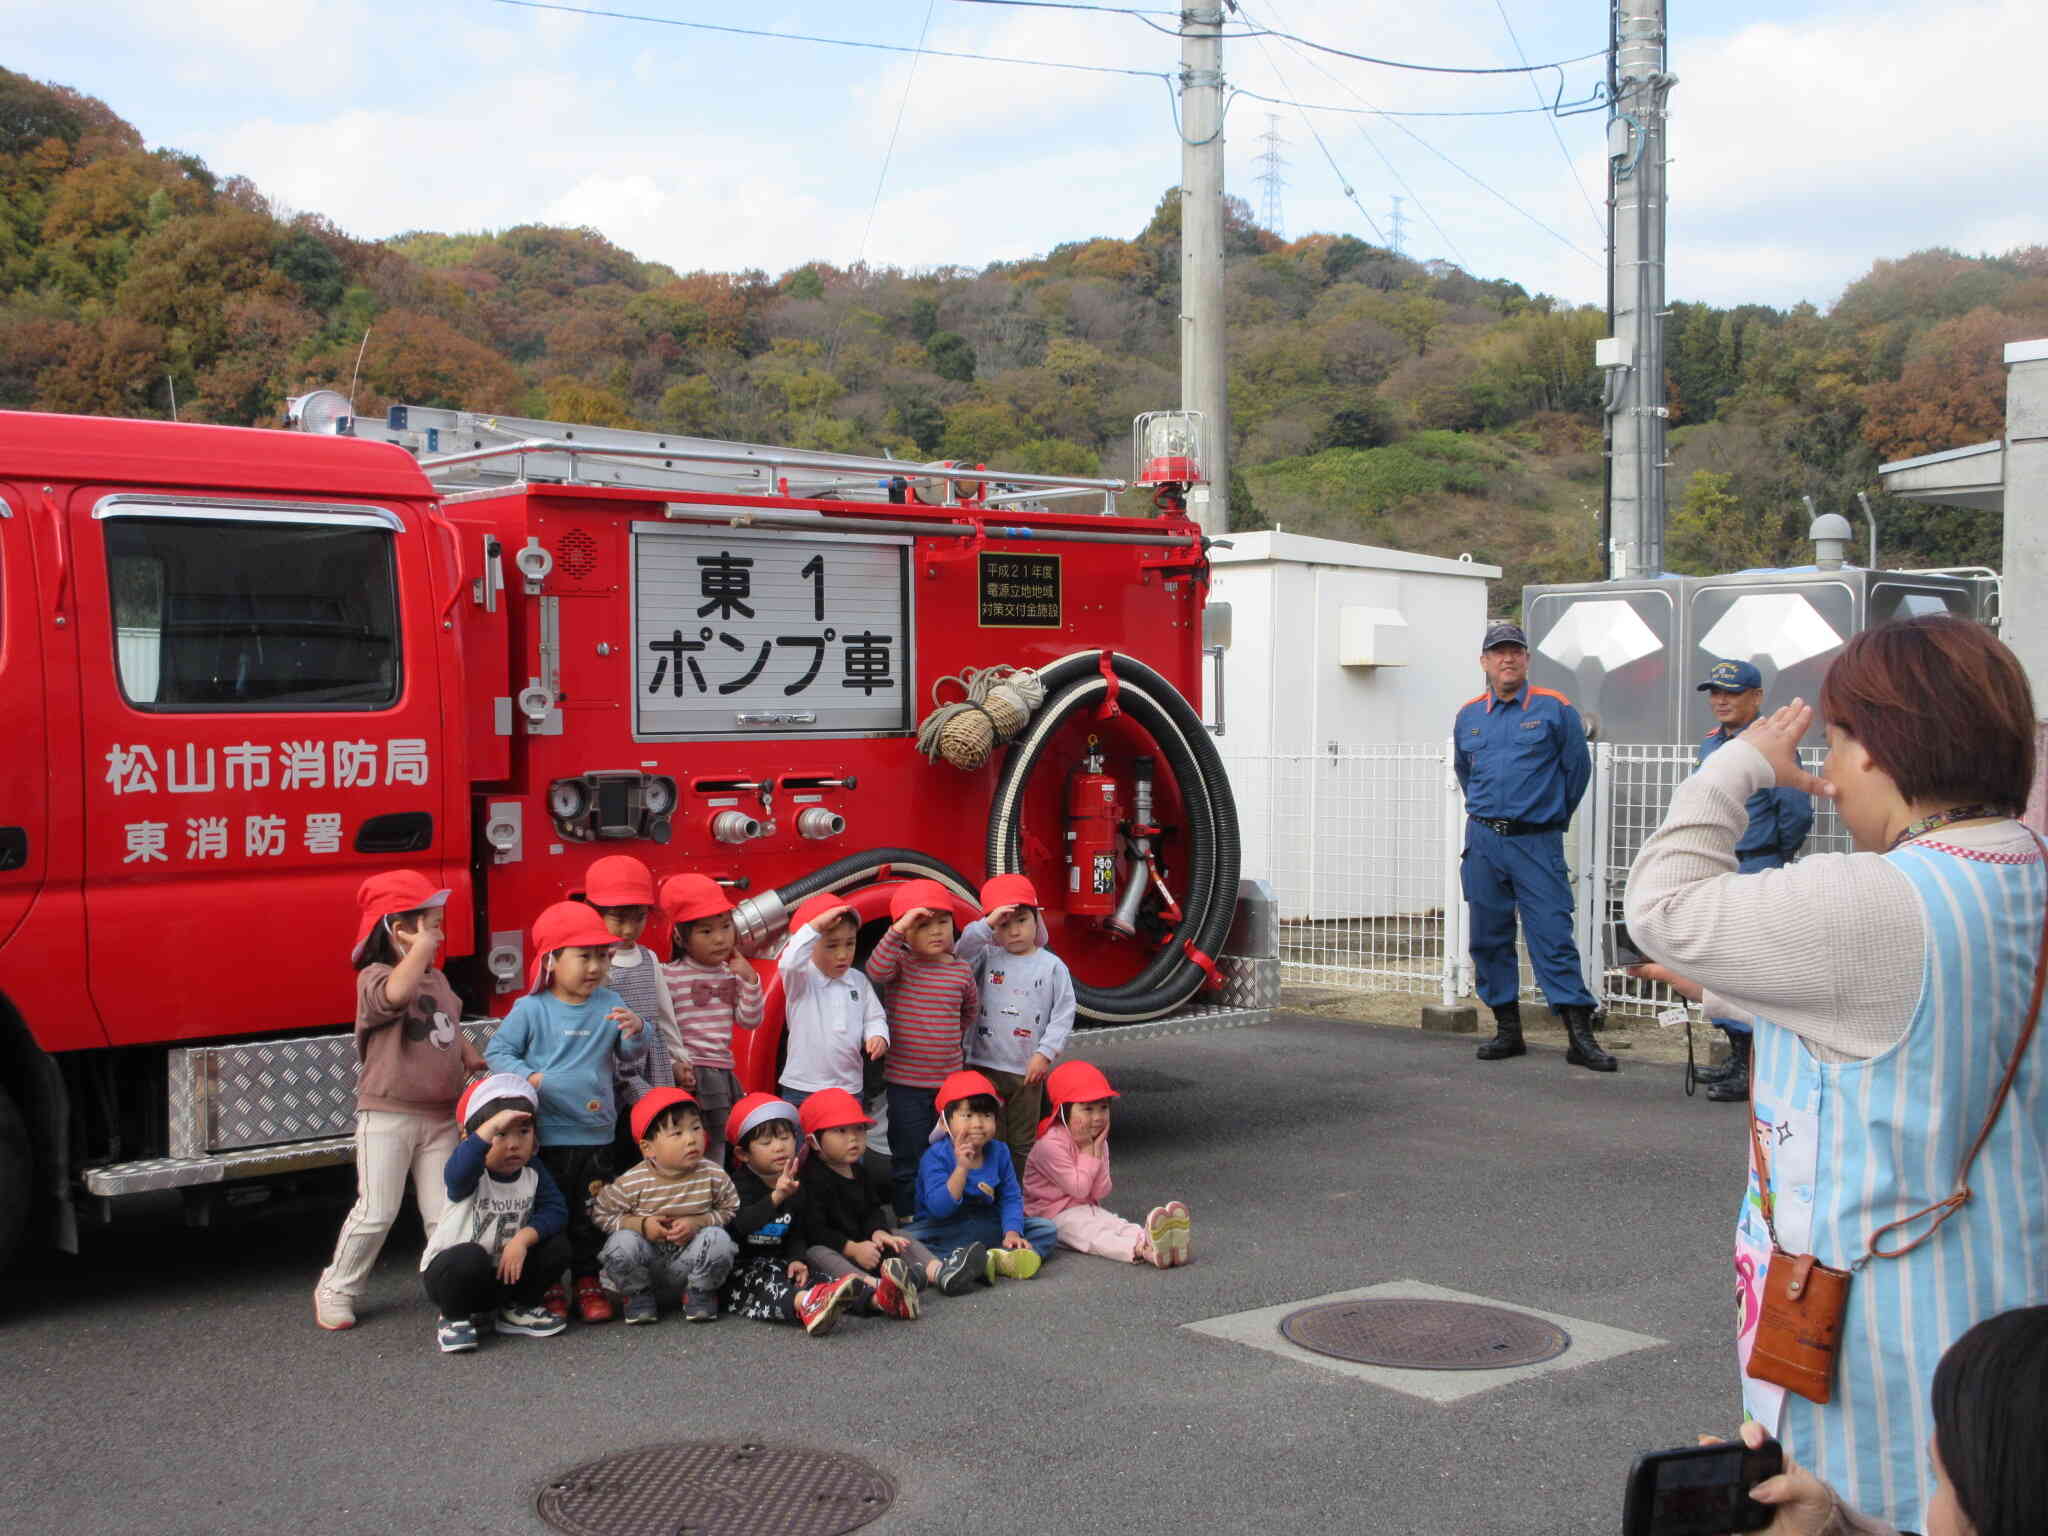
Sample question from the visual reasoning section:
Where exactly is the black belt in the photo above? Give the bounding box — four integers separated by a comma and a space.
1470, 815, 1565, 836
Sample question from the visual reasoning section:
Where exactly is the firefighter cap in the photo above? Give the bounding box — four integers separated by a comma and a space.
726, 1091, 801, 1150
630, 1086, 700, 1144
457, 1072, 536, 1134
580, 854, 658, 908
1481, 621, 1528, 652
888, 878, 981, 929
1037, 1059, 1119, 1138
1696, 658, 1764, 693
799, 1087, 874, 1141
980, 873, 1041, 914
350, 869, 450, 965
527, 900, 624, 991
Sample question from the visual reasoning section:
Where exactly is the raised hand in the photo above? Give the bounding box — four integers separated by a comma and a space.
1739, 700, 1835, 799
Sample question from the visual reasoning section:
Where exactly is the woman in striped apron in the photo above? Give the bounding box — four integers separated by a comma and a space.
1625, 615, 2048, 1536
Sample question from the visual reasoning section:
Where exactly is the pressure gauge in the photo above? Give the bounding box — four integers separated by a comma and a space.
643, 776, 677, 815
548, 779, 588, 820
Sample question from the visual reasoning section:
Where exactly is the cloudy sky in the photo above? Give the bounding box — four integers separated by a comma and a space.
7, 0, 2043, 312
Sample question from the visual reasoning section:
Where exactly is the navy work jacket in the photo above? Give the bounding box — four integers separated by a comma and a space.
1453, 686, 1591, 825
1696, 726, 1815, 865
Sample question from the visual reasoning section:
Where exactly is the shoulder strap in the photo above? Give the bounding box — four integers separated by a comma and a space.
1867, 832, 2048, 1260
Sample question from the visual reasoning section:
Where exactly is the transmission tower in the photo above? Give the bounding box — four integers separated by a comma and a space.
1254, 114, 1288, 237
1388, 195, 1408, 258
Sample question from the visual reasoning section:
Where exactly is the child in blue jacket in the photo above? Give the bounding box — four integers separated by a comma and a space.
902, 1070, 1058, 1284
484, 901, 646, 1324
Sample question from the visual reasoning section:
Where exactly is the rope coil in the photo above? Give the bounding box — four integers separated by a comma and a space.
916, 664, 1047, 770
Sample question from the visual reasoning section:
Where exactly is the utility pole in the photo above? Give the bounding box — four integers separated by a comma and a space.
1254, 114, 1287, 237
1179, 3, 1229, 536
1388, 195, 1408, 258
1600, 0, 1675, 579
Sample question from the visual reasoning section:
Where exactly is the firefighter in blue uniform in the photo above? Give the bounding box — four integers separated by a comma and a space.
1454, 622, 1615, 1072
1690, 657, 1814, 1101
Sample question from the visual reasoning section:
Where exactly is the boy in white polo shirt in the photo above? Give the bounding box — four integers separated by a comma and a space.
776, 894, 888, 1108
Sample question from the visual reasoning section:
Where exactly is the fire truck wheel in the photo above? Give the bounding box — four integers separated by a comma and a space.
0, 1082, 31, 1284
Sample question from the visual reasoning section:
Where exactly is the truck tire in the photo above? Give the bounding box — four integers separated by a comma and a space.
0, 1082, 31, 1282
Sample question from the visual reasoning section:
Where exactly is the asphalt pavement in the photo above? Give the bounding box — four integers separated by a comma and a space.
0, 1014, 1752, 1536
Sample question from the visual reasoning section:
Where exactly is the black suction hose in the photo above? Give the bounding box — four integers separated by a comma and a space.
986, 651, 1242, 1023
731, 847, 979, 953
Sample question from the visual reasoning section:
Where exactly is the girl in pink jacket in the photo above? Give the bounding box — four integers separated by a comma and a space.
1022, 1060, 1190, 1268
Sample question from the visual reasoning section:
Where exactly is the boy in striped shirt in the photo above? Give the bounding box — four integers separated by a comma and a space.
866, 880, 981, 1219
591, 1088, 739, 1324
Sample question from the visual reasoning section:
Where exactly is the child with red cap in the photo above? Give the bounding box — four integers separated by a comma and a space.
1024, 1059, 1189, 1268
866, 878, 981, 1217
777, 895, 888, 1110
902, 1070, 1059, 1283
796, 1087, 979, 1308
418, 1073, 571, 1353
719, 1093, 863, 1336
954, 873, 1077, 1169
589, 1087, 738, 1323
576, 855, 685, 1117
315, 870, 487, 1332
484, 901, 649, 1323
658, 873, 764, 1167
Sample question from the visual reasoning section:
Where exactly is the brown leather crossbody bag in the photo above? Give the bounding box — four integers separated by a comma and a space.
1745, 872, 2048, 1405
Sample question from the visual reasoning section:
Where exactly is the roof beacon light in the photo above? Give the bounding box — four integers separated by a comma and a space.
1133, 410, 1203, 516
285, 389, 354, 436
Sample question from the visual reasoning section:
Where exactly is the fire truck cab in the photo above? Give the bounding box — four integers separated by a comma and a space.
0, 403, 1273, 1275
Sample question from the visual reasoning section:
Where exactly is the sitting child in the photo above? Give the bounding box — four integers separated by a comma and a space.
955, 873, 1077, 1169
1024, 1059, 1189, 1268
417, 1074, 571, 1353
590, 1088, 738, 1324
776, 895, 888, 1108
796, 1087, 981, 1311
720, 1093, 863, 1336
902, 1070, 1059, 1284
658, 873, 765, 1168
866, 879, 980, 1219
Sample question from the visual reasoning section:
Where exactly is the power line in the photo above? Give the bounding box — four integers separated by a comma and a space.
1238, 18, 1385, 244
1230, 85, 1600, 120
486, 0, 1171, 81
853, 0, 939, 270
1491, 0, 1605, 239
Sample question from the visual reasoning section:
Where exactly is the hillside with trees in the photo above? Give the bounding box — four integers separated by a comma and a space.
4, 66, 2044, 604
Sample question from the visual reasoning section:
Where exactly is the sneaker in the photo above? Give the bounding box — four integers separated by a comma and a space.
314, 1287, 356, 1331
436, 1315, 478, 1353
573, 1274, 614, 1324
623, 1293, 659, 1326
683, 1290, 719, 1323
1142, 1206, 1175, 1269
541, 1283, 570, 1320
794, 1275, 858, 1337
1164, 1200, 1192, 1266
937, 1243, 985, 1297
985, 1245, 1042, 1282
872, 1257, 919, 1320
496, 1303, 567, 1338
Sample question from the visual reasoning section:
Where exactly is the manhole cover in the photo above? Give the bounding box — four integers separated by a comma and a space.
537, 1443, 894, 1536
1279, 1298, 1570, 1370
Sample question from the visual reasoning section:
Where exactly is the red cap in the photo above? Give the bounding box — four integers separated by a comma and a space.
528, 900, 624, 990
980, 873, 1040, 913
799, 1087, 874, 1140
791, 893, 859, 934
726, 1091, 801, 1150
1038, 1058, 1117, 1136
888, 878, 981, 929
630, 1086, 698, 1143
934, 1069, 1002, 1116
659, 874, 734, 960
457, 1071, 536, 1132
350, 870, 450, 964
581, 854, 657, 908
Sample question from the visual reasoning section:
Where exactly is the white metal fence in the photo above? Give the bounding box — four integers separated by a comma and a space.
1224, 741, 1840, 1016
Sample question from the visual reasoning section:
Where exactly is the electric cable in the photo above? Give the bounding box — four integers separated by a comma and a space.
1238, 26, 1384, 243
1491, 0, 1606, 240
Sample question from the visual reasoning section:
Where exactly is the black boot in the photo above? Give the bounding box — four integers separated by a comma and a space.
1476, 1003, 1526, 1061
1692, 1026, 1743, 1085
1706, 1032, 1752, 1102
1562, 1005, 1618, 1072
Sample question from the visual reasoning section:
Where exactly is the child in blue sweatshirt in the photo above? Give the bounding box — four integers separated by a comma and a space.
484, 901, 646, 1324
902, 1070, 1058, 1285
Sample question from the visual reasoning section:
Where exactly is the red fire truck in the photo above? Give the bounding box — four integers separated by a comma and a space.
0, 399, 1271, 1275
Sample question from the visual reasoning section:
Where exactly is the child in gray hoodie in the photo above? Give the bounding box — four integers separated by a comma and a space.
954, 873, 1076, 1168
